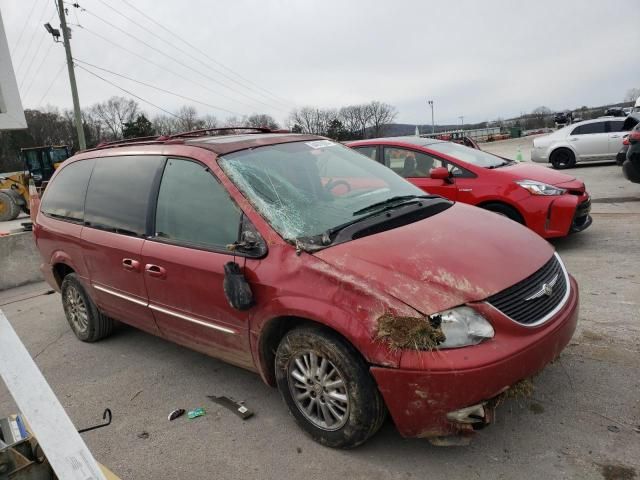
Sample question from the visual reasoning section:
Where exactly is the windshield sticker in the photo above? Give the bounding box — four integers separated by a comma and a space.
305, 140, 336, 149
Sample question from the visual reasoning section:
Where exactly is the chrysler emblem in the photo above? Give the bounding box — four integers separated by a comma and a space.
524, 274, 558, 301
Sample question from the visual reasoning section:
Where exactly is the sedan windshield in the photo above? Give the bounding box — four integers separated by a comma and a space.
428, 142, 509, 168
219, 140, 429, 241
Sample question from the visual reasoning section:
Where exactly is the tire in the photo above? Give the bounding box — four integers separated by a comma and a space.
0, 191, 20, 221
61, 273, 114, 342
275, 326, 386, 448
482, 203, 524, 224
550, 149, 576, 169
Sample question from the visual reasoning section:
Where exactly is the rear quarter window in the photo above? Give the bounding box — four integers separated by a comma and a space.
84, 155, 164, 236
40, 159, 95, 222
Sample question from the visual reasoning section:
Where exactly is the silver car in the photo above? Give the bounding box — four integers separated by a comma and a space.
531, 118, 627, 169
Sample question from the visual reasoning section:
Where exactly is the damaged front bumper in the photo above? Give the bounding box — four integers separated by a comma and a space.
370, 275, 578, 443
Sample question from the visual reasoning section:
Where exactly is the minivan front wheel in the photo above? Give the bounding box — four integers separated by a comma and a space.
275, 327, 386, 448
61, 273, 114, 342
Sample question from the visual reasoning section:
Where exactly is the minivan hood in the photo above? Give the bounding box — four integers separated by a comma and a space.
313, 202, 554, 315
498, 163, 576, 186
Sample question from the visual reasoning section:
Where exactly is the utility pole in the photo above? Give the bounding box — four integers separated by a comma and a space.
459, 115, 464, 130
56, 0, 86, 149
427, 100, 434, 134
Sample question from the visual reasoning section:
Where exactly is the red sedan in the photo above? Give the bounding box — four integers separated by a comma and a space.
347, 137, 592, 238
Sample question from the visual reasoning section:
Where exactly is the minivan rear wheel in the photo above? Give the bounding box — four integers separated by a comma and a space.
550, 149, 576, 169
275, 326, 386, 448
61, 273, 114, 342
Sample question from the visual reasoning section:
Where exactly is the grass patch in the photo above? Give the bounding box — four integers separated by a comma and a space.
375, 314, 445, 351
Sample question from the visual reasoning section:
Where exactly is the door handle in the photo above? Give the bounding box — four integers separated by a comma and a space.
122, 258, 141, 272
569, 138, 579, 141
145, 264, 167, 279
610, 135, 620, 138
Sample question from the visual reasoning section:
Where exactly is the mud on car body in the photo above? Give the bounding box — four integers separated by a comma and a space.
33, 130, 579, 448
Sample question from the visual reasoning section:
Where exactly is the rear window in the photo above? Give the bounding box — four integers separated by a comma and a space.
84, 156, 164, 236
41, 159, 95, 222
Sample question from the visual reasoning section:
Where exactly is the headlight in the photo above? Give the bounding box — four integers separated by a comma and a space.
516, 179, 566, 196
430, 306, 494, 349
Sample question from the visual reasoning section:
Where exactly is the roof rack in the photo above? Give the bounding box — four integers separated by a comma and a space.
167, 126, 275, 139
86, 127, 290, 152
95, 135, 165, 148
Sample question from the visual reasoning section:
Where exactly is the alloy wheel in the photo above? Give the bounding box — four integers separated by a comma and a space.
287, 351, 350, 431
65, 286, 89, 333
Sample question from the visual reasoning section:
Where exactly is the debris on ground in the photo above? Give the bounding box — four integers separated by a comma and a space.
504, 378, 535, 399
168, 409, 185, 421
529, 402, 545, 414
187, 407, 206, 419
207, 395, 254, 420
599, 464, 637, 480
607, 425, 620, 433
137, 431, 149, 439
375, 313, 445, 350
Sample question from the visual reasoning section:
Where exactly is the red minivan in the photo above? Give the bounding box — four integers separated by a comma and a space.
347, 137, 592, 238
33, 129, 578, 448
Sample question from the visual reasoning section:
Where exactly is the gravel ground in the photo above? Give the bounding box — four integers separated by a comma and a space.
1, 139, 638, 480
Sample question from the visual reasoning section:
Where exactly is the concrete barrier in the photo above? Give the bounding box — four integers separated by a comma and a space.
0, 232, 43, 290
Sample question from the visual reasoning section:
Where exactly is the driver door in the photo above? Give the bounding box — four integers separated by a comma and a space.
382, 146, 458, 200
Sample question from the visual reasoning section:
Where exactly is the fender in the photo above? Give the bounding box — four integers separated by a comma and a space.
249, 295, 405, 384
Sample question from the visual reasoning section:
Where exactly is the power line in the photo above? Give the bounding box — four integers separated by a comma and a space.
22, 40, 57, 100
75, 58, 241, 117
95, 0, 292, 111
78, 26, 246, 117
79, 5, 289, 114
36, 62, 66, 106
10, 0, 41, 57
14, 6, 55, 75
117, 0, 294, 109
18, 29, 53, 90
75, 63, 181, 119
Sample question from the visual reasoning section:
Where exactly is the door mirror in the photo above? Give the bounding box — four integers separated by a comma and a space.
227, 213, 268, 258
430, 167, 450, 181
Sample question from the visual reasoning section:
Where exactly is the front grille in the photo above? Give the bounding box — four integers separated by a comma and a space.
486, 254, 568, 326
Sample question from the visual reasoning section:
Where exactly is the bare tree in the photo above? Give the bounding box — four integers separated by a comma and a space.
173, 106, 204, 132
353, 104, 374, 139
91, 96, 139, 140
152, 114, 178, 135
338, 105, 362, 138
246, 113, 279, 130
289, 107, 337, 136
530, 106, 553, 129
202, 114, 218, 129
368, 101, 397, 137
625, 87, 640, 103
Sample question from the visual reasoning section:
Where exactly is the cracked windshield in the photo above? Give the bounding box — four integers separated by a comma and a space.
219, 140, 425, 240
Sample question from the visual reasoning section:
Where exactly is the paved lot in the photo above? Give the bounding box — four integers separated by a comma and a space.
1, 139, 639, 480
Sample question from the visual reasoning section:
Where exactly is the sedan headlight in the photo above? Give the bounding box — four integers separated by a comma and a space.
516, 179, 566, 196
430, 306, 494, 349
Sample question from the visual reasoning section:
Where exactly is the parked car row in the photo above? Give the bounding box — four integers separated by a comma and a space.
32, 128, 580, 449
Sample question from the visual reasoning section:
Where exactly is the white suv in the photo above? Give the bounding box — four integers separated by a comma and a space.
531, 118, 626, 169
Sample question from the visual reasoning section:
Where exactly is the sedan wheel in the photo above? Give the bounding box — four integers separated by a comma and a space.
551, 149, 576, 169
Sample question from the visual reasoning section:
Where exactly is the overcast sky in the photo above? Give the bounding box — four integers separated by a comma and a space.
2, 0, 639, 126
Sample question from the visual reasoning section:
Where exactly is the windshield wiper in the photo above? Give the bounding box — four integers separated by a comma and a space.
352, 195, 433, 216
487, 160, 516, 169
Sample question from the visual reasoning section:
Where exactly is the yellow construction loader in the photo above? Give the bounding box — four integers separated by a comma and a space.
0, 146, 71, 221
